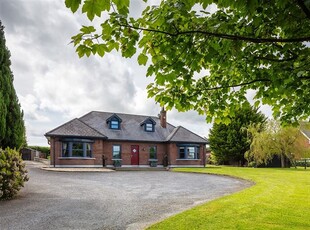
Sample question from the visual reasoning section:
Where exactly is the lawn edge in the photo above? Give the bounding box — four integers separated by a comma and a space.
172, 168, 256, 185
145, 169, 256, 230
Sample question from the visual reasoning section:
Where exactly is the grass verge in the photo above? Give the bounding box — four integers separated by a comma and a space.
147, 166, 310, 230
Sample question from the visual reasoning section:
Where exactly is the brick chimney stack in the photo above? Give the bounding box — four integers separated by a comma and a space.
159, 107, 167, 128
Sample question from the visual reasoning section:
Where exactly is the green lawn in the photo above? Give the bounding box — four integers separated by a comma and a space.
148, 166, 310, 230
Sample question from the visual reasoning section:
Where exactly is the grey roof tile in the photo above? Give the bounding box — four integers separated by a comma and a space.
45, 118, 106, 138
46, 111, 207, 143
300, 122, 310, 140
79, 111, 175, 142
167, 126, 207, 143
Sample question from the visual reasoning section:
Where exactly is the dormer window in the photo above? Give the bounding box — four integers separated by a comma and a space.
110, 120, 119, 129
145, 123, 154, 132
140, 117, 156, 132
106, 114, 122, 130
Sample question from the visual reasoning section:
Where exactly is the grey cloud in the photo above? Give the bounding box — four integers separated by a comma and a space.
0, 0, 31, 33
1, 0, 212, 145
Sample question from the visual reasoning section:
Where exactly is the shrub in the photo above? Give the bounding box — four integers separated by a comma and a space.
208, 153, 219, 165
247, 161, 257, 168
0, 148, 29, 200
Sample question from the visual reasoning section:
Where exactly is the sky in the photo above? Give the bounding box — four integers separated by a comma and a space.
0, 0, 216, 146
0, 0, 273, 147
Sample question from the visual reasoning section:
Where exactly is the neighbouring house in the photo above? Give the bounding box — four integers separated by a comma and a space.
300, 122, 310, 148
45, 109, 207, 168
259, 123, 310, 168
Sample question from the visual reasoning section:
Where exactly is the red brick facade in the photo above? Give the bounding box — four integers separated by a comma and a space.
49, 137, 205, 167
300, 133, 310, 148
167, 143, 205, 166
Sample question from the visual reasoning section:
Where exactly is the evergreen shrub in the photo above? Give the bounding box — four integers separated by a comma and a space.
0, 148, 28, 200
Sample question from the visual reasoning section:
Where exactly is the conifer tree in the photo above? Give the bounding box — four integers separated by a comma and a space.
0, 21, 26, 149
209, 104, 266, 165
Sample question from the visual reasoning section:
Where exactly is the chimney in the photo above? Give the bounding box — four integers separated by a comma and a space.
160, 107, 167, 128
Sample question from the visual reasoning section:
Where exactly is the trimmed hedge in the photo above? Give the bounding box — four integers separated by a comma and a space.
28, 146, 50, 157
0, 148, 29, 200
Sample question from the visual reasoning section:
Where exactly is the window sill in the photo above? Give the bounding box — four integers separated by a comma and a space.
148, 159, 158, 162
58, 157, 95, 160
176, 159, 201, 161
112, 159, 122, 161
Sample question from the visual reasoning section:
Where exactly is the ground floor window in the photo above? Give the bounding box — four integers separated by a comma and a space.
62, 139, 93, 157
149, 146, 157, 159
178, 144, 200, 159
112, 145, 121, 159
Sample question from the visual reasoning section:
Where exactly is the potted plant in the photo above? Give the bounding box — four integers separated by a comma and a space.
113, 159, 122, 167
149, 159, 158, 167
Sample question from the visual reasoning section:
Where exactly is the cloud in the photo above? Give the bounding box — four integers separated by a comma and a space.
0, 0, 221, 146
18, 94, 50, 122
34, 54, 138, 118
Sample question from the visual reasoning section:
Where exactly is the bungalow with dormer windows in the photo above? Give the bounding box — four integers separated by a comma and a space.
45, 108, 207, 167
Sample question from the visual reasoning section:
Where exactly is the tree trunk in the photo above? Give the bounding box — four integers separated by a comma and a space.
280, 154, 285, 168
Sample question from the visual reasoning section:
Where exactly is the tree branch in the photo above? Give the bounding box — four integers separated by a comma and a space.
255, 56, 297, 62
201, 76, 310, 92
296, 0, 310, 20
119, 24, 310, 43
204, 79, 271, 91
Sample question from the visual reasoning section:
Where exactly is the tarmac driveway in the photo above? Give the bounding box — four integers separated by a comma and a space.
0, 162, 251, 230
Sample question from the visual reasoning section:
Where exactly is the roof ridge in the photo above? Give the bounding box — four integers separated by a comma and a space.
45, 118, 106, 138
166, 126, 181, 141
167, 125, 207, 143
84, 111, 176, 128
78, 118, 107, 138
300, 130, 310, 140
178, 125, 207, 141
45, 118, 79, 136
79, 111, 93, 120
90, 110, 157, 118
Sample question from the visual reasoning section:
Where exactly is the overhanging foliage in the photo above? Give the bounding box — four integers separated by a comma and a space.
66, 0, 310, 124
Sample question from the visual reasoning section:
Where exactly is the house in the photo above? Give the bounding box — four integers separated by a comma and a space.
45, 109, 207, 168
300, 122, 310, 148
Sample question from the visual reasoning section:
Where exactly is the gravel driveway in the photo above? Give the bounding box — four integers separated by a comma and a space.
0, 162, 251, 230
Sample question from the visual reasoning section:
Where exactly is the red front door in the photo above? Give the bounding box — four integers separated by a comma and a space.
131, 145, 139, 165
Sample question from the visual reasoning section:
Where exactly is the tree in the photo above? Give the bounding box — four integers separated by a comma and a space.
208, 104, 266, 165
65, 0, 310, 124
246, 120, 310, 168
0, 21, 26, 149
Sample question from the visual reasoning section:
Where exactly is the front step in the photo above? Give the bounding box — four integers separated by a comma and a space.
113, 167, 169, 171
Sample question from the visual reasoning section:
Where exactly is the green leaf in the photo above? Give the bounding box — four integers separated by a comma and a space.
97, 44, 106, 57
123, 46, 136, 58
80, 26, 96, 33
76, 45, 87, 58
137, 53, 148, 65
82, 0, 109, 21
254, 100, 260, 108
65, 0, 81, 13
113, 0, 129, 15
69, 0, 310, 124
101, 22, 113, 38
